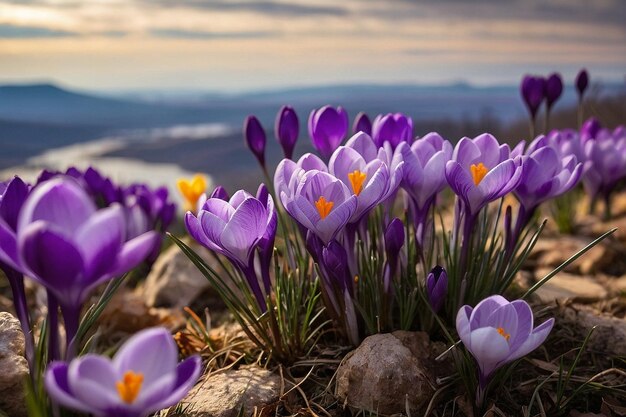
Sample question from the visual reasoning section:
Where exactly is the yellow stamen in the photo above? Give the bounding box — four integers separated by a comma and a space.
116, 371, 143, 404
470, 163, 489, 186
177, 174, 207, 211
315, 196, 334, 219
354, 275, 359, 284
496, 327, 511, 341
347, 170, 367, 196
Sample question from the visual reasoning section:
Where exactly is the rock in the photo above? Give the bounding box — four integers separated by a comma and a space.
0, 312, 29, 417
559, 304, 626, 357
174, 365, 281, 417
530, 236, 616, 275
142, 239, 218, 308
335, 331, 440, 415
532, 269, 607, 303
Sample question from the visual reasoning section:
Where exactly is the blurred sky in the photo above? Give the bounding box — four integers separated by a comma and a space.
0, 0, 625, 92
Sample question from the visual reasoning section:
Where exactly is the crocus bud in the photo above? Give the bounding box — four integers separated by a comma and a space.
275, 106, 299, 159
244, 115, 266, 169
521, 75, 546, 118
308, 105, 349, 159
372, 113, 413, 149
581, 117, 602, 141
322, 240, 352, 293
576, 69, 589, 98
210, 185, 229, 201
352, 112, 372, 136
426, 265, 447, 313
384, 217, 405, 260
545, 73, 563, 109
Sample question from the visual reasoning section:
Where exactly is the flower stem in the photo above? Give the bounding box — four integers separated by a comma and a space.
46, 291, 60, 362
5, 270, 34, 373
61, 304, 81, 360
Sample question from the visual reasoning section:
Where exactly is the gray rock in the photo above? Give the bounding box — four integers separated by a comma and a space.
142, 239, 218, 308
532, 268, 607, 303
560, 304, 626, 357
0, 312, 29, 417
174, 365, 281, 417
335, 331, 439, 415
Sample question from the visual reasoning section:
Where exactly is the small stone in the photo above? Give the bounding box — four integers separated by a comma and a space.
532, 269, 607, 303
335, 331, 438, 415
0, 312, 29, 417
173, 365, 281, 417
559, 304, 626, 357
142, 238, 218, 308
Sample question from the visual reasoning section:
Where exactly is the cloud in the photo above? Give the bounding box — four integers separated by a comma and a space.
149, 28, 280, 40
0, 24, 78, 38
143, 0, 348, 17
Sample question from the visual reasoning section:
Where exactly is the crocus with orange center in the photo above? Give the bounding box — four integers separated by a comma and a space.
45, 327, 201, 417
177, 174, 207, 211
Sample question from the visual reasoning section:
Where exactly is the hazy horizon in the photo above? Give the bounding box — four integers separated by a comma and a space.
1, 0, 625, 92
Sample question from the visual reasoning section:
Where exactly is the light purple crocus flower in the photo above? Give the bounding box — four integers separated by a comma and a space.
383, 218, 405, 294
352, 112, 372, 136
521, 75, 545, 119
282, 170, 357, 245
372, 112, 413, 149
456, 295, 554, 403
582, 130, 626, 217
580, 117, 602, 142
308, 106, 349, 160
185, 188, 276, 310
445, 133, 523, 217
2, 178, 158, 352
45, 327, 201, 417
275, 105, 299, 159
399, 133, 453, 239
244, 115, 267, 169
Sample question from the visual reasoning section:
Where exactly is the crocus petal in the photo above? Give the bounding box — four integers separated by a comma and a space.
19, 222, 84, 303
45, 362, 97, 415
113, 328, 178, 386
509, 300, 534, 350
185, 212, 218, 251
150, 356, 202, 411
509, 318, 554, 361
316, 196, 357, 244
469, 326, 511, 378
469, 295, 509, 329
18, 178, 95, 235
0, 176, 29, 230
0, 219, 20, 271
220, 198, 267, 264
75, 205, 124, 280
108, 232, 158, 278
68, 359, 122, 412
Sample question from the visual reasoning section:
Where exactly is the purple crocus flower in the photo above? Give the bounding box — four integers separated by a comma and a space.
45, 327, 201, 417
520, 75, 546, 119
581, 117, 602, 142
445, 134, 523, 217
328, 135, 394, 223
456, 295, 554, 403
371, 113, 413, 149
308, 105, 349, 160
515, 142, 582, 216
398, 133, 453, 239
275, 105, 299, 159
244, 115, 267, 169
576, 69, 589, 98
582, 130, 626, 217
545, 73, 563, 109
281, 170, 357, 245
3, 178, 158, 352
352, 112, 372, 136
426, 265, 447, 313
185, 188, 276, 310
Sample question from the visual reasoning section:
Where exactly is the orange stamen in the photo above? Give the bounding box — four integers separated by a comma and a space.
315, 196, 334, 219
496, 327, 511, 341
116, 371, 144, 404
470, 163, 489, 185
347, 170, 367, 196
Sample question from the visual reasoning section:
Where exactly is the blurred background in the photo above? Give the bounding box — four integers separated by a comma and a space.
0, 0, 625, 196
